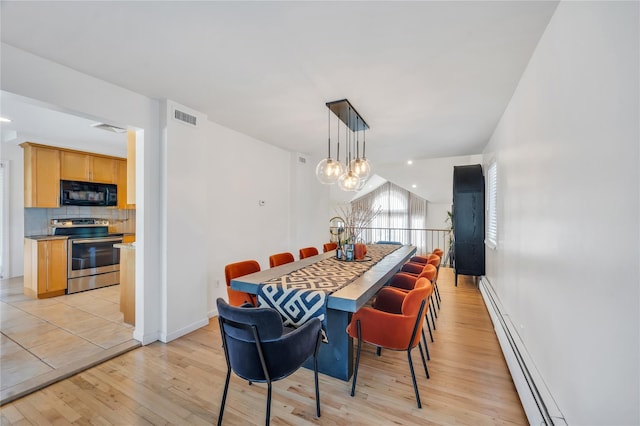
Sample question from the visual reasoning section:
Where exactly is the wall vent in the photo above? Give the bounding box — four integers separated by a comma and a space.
173, 108, 197, 127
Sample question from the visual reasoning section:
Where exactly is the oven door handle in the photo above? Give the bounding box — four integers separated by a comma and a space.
71, 237, 123, 244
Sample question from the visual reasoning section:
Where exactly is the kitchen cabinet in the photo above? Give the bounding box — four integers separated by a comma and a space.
21, 143, 61, 208
61, 151, 117, 183
127, 129, 136, 206
115, 243, 135, 325
117, 159, 128, 209
23, 238, 68, 299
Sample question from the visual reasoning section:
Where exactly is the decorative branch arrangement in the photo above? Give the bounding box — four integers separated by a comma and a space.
336, 203, 382, 244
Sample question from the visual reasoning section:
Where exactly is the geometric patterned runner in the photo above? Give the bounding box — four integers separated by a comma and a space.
257, 244, 400, 341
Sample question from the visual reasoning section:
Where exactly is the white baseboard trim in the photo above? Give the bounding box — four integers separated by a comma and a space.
208, 308, 219, 319
133, 329, 160, 346
160, 318, 209, 343
479, 276, 566, 426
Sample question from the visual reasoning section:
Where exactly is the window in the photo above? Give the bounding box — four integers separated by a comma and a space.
350, 181, 427, 253
486, 161, 497, 248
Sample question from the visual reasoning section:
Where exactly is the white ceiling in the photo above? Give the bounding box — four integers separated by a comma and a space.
0, 1, 558, 165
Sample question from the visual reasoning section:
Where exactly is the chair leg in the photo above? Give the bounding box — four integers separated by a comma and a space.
217, 368, 231, 426
351, 320, 362, 397
429, 305, 437, 330
314, 333, 321, 418
421, 327, 430, 360
434, 281, 442, 307
425, 312, 434, 342
418, 341, 430, 379
407, 349, 422, 408
265, 381, 272, 426
429, 293, 438, 318
376, 346, 382, 356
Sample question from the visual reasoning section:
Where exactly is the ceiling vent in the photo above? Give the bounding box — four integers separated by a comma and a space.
173, 108, 197, 127
91, 123, 127, 133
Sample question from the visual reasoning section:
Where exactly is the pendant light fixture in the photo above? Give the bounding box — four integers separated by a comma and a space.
315, 108, 343, 184
316, 99, 371, 191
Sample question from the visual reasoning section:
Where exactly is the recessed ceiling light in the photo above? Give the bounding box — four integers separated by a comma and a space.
0, 117, 11, 123
412, 184, 417, 188
407, 160, 413, 165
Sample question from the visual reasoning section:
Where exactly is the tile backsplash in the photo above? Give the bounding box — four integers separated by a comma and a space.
25, 207, 136, 236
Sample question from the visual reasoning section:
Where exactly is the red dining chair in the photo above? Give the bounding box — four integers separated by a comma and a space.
299, 247, 319, 259
269, 252, 295, 268
323, 242, 338, 253
224, 260, 260, 306
346, 278, 431, 408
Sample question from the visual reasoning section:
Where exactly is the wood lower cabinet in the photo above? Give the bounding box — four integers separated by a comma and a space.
22, 143, 61, 208
116, 244, 135, 325
61, 151, 116, 183
24, 238, 68, 299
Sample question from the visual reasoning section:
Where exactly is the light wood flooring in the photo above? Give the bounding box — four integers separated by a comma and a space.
0, 277, 139, 405
0, 268, 527, 425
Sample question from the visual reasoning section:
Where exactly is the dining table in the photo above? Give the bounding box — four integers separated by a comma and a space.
230, 244, 417, 381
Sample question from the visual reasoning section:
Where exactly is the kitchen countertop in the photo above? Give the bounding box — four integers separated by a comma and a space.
25, 235, 69, 241
114, 242, 136, 250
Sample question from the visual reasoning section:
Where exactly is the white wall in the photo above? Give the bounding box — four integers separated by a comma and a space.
483, 2, 639, 424
1, 141, 23, 278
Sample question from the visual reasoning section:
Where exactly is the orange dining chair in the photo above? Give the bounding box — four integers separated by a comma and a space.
269, 252, 295, 268
224, 260, 260, 306
346, 278, 431, 408
299, 247, 319, 259
404, 253, 441, 308
387, 265, 438, 343
323, 242, 338, 253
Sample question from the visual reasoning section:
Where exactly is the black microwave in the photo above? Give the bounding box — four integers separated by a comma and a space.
60, 180, 117, 207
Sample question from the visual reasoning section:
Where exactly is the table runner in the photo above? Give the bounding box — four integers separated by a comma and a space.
257, 244, 400, 341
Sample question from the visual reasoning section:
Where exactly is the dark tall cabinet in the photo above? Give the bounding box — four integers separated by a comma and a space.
452, 164, 485, 285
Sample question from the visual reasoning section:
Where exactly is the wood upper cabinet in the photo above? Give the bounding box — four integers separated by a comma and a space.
127, 130, 136, 206
117, 159, 128, 209
23, 238, 68, 299
61, 151, 116, 183
21, 143, 61, 208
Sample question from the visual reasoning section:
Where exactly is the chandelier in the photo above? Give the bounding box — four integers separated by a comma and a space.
315, 99, 371, 191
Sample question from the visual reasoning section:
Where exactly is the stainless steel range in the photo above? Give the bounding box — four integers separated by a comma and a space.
51, 218, 123, 294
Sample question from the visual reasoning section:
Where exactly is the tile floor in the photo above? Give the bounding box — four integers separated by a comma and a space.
0, 276, 140, 404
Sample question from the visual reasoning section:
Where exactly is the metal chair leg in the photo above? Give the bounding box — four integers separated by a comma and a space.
217, 368, 231, 426
421, 327, 430, 360
430, 294, 438, 318
407, 349, 422, 408
418, 341, 430, 379
314, 333, 321, 418
351, 320, 362, 397
425, 311, 434, 342
429, 305, 437, 330
265, 381, 272, 426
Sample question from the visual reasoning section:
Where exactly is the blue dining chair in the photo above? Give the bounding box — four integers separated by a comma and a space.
216, 298, 322, 426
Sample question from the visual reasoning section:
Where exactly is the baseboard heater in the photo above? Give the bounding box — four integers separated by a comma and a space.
479, 277, 566, 426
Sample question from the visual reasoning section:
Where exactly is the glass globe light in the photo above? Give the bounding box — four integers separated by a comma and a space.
316, 158, 343, 184
338, 170, 360, 191
350, 157, 371, 180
